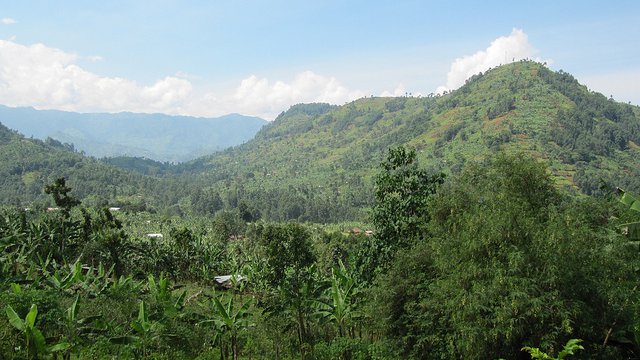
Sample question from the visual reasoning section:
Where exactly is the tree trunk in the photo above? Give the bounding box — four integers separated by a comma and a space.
297, 309, 306, 360
232, 335, 238, 360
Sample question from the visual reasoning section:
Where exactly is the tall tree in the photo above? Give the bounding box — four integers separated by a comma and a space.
360, 146, 444, 281
373, 153, 636, 359
44, 178, 80, 219
259, 223, 320, 359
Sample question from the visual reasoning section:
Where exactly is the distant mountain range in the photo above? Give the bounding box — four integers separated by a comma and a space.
0, 106, 267, 162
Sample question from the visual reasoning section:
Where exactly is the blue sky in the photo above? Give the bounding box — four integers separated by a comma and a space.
0, 1, 638, 119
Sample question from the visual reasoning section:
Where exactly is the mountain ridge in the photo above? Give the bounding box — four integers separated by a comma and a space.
0, 106, 267, 162
181, 61, 640, 221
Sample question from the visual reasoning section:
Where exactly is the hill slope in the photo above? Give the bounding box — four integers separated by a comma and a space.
184, 61, 640, 222
0, 106, 267, 162
0, 122, 188, 210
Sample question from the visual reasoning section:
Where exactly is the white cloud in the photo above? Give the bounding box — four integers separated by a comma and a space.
0, 40, 194, 114
0, 39, 366, 120
437, 28, 548, 93
380, 84, 406, 97
228, 71, 365, 118
1, 18, 16, 25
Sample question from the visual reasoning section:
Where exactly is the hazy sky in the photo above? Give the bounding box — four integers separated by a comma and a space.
0, 1, 638, 119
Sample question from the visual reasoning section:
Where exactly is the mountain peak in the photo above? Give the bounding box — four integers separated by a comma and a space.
189, 64, 639, 221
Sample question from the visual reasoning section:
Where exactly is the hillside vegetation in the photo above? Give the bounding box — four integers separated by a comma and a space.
0, 61, 638, 223
1, 152, 639, 359
182, 61, 640, 222
0, 123, 188, 211
2, 61, 640, 359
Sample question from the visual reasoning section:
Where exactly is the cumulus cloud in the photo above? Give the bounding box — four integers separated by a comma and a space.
0, 39, 365, 119
436, 28, 548, 93
380, 84, 406, 97
0, 40, 193, 114
1, 18, 16, 25
229, 71, 364, 118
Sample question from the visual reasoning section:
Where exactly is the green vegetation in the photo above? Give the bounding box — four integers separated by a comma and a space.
1, 62, 640, 358
175, 61, 640, 223
522, 339, 584, 360
2, 148, 640, 359
1, 62, 638, 223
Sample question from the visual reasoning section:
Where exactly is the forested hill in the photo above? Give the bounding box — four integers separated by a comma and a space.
0, 106, 267, 162
0, 122, 189, 210
1, 61, 638, 222
183, 61, 640, 222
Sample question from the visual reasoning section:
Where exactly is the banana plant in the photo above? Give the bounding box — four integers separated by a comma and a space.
59, 295, 105, 359
130, 301, 163, 358
315, 259, 361, 338
83, 262, 114, 296
47, 259, 85, 292
201, 294, 254, 360
107, 274, 143, 298
618, 188, 640, 241
5, 303, 71, 359
111, 301, 163, 358
147, 273, 186, 320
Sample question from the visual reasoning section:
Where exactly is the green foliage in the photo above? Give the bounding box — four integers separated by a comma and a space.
5, 303, 71, 359
260, 223, 316, 287
201, 294, 254, 360
2, 61, 640, 358
176, 61, 640, 223
315, 260, 361, 338
5, 304, 48, 358
2, 62, 640, 223
522, 339, 584, 359
371, 153, 636, 359
618, 188, 640, 241
147, 273, 186, 320
128, 301, 165, 358
364, 145, 444, 279
44, 177, 80, 219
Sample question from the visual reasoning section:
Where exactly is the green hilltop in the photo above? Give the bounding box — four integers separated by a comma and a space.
184, 61, 640, 222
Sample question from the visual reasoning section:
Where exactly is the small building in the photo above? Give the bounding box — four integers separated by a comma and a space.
146, 233, 163, 238
108, 207, 121, 212
214, 275, 247, 288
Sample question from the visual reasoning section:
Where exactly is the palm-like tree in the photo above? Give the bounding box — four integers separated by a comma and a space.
202, 294, 253, 360
618, 188, 640, 241
315, 260, 360, 338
